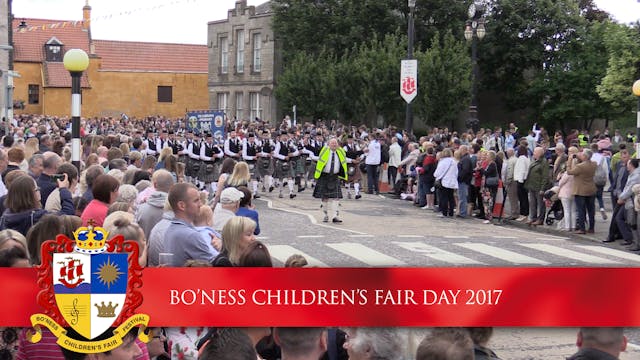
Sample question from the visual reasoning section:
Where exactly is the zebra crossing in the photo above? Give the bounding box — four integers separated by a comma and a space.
261, 235, 640, 267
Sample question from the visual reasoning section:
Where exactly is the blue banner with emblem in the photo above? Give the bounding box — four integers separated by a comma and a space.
186, 110, 225, 142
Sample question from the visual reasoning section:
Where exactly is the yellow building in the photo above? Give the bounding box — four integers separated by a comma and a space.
12, 3, 209, 118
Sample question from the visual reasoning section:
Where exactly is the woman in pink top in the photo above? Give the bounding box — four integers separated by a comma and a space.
557, 147, 579, 231
80, 174, 119, 227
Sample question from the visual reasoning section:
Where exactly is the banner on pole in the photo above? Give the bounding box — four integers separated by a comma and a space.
400, 60, 418, 104
186, 110, 225, 142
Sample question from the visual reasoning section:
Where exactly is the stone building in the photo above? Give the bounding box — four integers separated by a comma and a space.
11, 1, 209, 118
207, 0, 280, 124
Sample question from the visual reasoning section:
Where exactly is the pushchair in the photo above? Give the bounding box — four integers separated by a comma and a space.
543, 187, 564, 225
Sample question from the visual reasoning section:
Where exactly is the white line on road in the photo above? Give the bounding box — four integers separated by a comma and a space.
536, 237, 569, 241
577, 246, 640, 262
327, 243, 406, 266
444, 235, 470, 239
296, 235, 325, 238
393, 242, 484, 265
397, 235, 424, 238
491, 236, 517, 239
455, 243, 549, 265
518, 243, 620, 264
268, 245, 328, 267
348, 234, 374, 238
259, 198, 367, 235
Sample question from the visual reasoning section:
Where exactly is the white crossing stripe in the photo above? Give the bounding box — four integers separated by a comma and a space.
397, 235, 424, 238
444, 235, 470, 239
492, 236, 517, 239
393, 242, 483, 265
577, 246, 640, 263
297, 235, 325, 238
536, 237, 569, 241
518, 243, 620, 264
327, 243, 406, 266
268, 245, 328, 267
455, 243, 549, 265
348, 234, 374, 238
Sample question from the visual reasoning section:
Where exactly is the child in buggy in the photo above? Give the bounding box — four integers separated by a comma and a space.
543, 186, 564, 226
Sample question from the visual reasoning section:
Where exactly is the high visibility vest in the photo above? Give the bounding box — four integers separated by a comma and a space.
314, 146, 348, 181
578, 134, 588, 147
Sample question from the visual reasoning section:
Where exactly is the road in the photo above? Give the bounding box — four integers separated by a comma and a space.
252, 189, 640, 359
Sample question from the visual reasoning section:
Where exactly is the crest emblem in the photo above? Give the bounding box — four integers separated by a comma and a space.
401, 76, 416, 96
28, 221, 150, 353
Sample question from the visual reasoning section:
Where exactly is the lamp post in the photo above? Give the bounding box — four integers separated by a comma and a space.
464, 1, 486, 132
633, 79, 640, 159
0, 44, 14, 137
405, 0, 416, 135
63, 49, 89, 172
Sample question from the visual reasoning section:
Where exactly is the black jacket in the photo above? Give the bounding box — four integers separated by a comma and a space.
566, 348, 619, 360
458, 154, 473, 184
0, 188, 75, 236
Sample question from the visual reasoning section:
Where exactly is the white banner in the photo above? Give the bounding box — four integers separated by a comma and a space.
400, 60, 418, 104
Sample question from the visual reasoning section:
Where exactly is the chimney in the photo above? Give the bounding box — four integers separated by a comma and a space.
83, 0, 91, 31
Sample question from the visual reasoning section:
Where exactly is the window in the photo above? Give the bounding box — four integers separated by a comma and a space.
220, 36, 229, 74
28, 84, 39, 104
250, 92, 262, 120
235, 92, 244, 121
217, 92, 229, 114
157, 86, 173, 103
45, 44, 63, 62
236, 30, 244, 73
252, 33, 261, 73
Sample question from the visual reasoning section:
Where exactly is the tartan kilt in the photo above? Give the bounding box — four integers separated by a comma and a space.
313, 173, 343, 199
291, 157, 306, 175
346, 163, 362, 183
256, 157, 274, 178
246, 160, 257, 178
275, 160, 293, 179
186, 158, 201, 178
198, 161, 220, 183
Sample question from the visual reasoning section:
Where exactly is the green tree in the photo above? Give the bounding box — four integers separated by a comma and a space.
596, 22, 640, 119
415, 31, 472, 129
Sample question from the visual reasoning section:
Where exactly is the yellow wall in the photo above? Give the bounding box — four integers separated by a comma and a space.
14, 62, 44, 115
14, 59, 209, 118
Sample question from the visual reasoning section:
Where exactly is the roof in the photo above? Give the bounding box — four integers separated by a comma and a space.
13, 18, 90, 62
93, 40, 207, 73
44, 62, 90, 88
255, 1, 272, 15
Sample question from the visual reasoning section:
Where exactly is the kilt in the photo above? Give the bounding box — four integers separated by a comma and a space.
305, 159, 316, 176
186, 158, 201, 178
256, 157, 274, 178
198, 161, 220, 183
346, 163, 362, 183
275, 160, 293, 179
291, 157, 306, 175
313, 173, 343, 199
246, 160, 257, 178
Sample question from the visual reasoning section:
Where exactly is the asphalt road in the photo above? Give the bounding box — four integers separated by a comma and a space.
252, 189, 640, 359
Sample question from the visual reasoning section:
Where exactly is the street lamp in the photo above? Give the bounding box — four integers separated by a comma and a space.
405, 0, 416, 135
464, 1, 486, 132
63, 49, 89, 171
633, 79, 640, 159
0, 44, 14, 137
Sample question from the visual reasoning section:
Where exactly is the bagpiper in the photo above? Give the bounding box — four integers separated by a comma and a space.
273, 131, 298, 199
144, 128, 159, 157
187, 130, 203, 189
200, 131, 224, 193
224, 130, 242, 162
344, 134, 364, 199
242, 132, 261, 198
257, 130, 275, 193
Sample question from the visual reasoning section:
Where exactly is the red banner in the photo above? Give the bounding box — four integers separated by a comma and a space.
4, 267, 640, 327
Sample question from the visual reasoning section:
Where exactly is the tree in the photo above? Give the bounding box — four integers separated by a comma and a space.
414, 31, 472, 129
596, 22, 640, 120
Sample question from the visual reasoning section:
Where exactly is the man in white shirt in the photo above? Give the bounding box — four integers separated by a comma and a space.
364, 135, 381, 194
388, 137, 402, 185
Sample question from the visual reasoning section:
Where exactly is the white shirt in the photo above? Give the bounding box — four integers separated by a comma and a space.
365, 140, 381, 165
323, 150, 339, 174
388, 143, 402, 167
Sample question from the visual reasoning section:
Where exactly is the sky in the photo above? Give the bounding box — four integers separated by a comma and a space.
11, 0, 640, 45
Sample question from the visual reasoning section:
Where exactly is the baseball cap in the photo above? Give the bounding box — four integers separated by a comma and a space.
220, 187, 244, 204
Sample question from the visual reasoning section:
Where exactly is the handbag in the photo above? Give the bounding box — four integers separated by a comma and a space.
435, 162, 453, 189
485, 176, 499, 187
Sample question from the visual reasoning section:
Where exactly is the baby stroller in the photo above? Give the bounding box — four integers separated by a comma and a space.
543, 187, 564, 225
